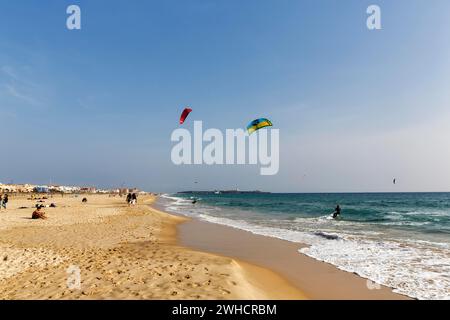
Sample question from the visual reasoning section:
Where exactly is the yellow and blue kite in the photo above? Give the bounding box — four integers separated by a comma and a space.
246, 118, 273, 135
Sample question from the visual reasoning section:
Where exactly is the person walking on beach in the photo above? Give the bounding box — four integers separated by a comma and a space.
0, 194, 8, 210
3, 194, 8, 209
126, 193, 132, 206
131, 193, 137, 206
332, 204, 341, 219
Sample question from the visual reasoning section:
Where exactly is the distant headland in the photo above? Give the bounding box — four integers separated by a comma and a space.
177, 190, 271, 194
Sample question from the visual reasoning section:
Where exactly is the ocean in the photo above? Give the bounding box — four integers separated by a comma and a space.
158, 192, 450, 300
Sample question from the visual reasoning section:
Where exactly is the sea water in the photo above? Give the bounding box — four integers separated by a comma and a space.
158, 192, 450, 300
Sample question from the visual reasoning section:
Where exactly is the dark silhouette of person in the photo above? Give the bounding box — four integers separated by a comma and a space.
333, 205, 341, 219
1, 194, 9, 209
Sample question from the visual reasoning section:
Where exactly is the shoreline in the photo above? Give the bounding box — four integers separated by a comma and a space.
153, 200, 411, 300
148, 205, 307, 299
0, 193, 412, 299
0, 194, 305, 299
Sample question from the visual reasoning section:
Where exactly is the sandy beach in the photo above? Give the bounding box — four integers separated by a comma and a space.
2, 0, 448, 305
0, 194, 304, 299
0, 193, 413, 300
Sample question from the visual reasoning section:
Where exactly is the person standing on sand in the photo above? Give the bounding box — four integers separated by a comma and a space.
0, 194, 3, 210
126, 193, 132, 206
131, 193, 137, 205
1, 194, 8, 210
3, 194, 8, 209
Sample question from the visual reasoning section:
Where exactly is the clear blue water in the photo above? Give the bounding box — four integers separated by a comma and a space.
159, 192, 450, 300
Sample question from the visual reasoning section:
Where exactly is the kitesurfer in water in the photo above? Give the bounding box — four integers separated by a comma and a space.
332, 205, 341, 219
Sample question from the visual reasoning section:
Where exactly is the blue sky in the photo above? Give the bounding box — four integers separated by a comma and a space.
1, 0, 450, 192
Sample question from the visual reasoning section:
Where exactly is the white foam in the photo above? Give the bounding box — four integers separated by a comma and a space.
300, 238, 450, 300
159, 195, 450, 300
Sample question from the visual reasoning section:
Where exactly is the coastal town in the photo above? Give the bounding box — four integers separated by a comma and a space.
0, 182, 142, 195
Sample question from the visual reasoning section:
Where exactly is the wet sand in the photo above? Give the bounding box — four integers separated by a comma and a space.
178, 217, 411, 300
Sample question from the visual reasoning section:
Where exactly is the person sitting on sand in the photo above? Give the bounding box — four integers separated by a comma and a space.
82, 197, 88, 203
332, 204, 341, 219
32, 206, 47, 220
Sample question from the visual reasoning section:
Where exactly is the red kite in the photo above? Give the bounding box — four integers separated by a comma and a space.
179, 107, 192, 124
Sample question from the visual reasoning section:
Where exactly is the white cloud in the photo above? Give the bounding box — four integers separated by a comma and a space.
1, 65, 19, 81
0, 65, 41, 106
2, 83, 39, 106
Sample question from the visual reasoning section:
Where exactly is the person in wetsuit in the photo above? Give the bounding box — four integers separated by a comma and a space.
332, 205, 341, 219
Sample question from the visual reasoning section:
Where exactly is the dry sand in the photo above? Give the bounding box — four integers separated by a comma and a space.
0, 194, 305, 299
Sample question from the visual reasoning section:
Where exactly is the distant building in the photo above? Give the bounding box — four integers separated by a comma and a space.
0, 184, 17, 192
80, 187, 96, 194
0, 182, 125, 194
16, 184, 34, 193
34, 186, 50, 193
